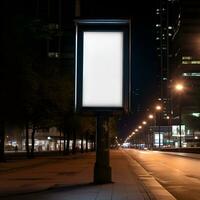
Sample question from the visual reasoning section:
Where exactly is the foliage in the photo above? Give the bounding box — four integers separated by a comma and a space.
109, 117, 119, 137
182, 114, 200, 131
79, 117, 96, 135
1, 7, 75, 158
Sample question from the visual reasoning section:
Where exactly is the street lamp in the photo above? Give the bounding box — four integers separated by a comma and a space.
175, 83, 184, 91
134, 129, 139, 148
155, 105, 162, 148
131, 132, 135, 136
148, 114, 156, 148
174, 83, 184, 148
148, 114, 154, 119
142, 121, 148, 146
166, 116, 171, 146
137, 126, 143, 148
155, 105, 162, 111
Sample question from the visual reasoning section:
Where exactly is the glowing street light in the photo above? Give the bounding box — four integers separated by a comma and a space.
131, 132, 135, 136
175, 83, 184, 92
138, 126, 142, 129
148, 114, 154, 119
155, 105, 162, 111
135, 129, 138, 132
142, 121, 147, 125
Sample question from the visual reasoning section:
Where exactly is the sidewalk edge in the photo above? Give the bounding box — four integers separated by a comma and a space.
122, 150, 177, 200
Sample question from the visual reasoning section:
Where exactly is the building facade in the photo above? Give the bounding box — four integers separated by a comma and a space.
156, 0, 200, 147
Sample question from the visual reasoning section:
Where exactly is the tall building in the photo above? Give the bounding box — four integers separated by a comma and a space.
31, 0, 75, 61
170, 0, 200, 112
170, 0, 200, 146
156, 0, 200, 146
155, 0, 200, 116
155, 0, 174, 119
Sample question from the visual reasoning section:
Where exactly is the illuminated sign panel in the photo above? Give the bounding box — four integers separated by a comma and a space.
172, 125, 185, 136
75, 19, 131, 113
82, 32, 123, 107
154, 134, 163, 146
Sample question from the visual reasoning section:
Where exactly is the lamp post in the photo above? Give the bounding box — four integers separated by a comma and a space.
174, 83, 184, 148
155, 105, 162, 148
138, 126, 142, 149
148, 114, 155, 149
142, 121, 147, 147
135, 129, 139, 148
166, 116, 171, 147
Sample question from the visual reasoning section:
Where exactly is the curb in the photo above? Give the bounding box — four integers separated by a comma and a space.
123, 150, 176, 200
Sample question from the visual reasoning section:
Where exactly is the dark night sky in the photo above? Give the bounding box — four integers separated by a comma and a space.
80, 0, 159, 137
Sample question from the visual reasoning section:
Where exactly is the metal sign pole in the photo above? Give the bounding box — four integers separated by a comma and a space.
94, 115, 111, 183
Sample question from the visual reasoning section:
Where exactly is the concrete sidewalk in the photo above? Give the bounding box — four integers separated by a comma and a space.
0, 150, 176, 200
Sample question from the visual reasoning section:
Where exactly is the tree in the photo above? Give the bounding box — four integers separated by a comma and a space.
182, 114, 200, 134
109, 117, 119, 147
182, 84, 200, 135
79, 117, 95, 152
2, 1, 76, 160
1, 11, 41, 160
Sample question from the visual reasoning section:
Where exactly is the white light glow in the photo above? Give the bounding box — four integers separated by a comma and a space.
192, 113, 200, 117
122, 142, 130, 148
172, 125, 185, 136
175, 83, 184, 91
82, 32, 123, 107
154, 134, 163, 146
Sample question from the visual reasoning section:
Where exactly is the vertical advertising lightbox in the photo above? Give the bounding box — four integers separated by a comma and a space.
75, 19, 131, 114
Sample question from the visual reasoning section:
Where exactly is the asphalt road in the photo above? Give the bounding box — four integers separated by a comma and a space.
125, 149, 200, 200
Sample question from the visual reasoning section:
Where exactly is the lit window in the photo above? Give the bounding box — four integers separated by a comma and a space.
191, 61, 200, 64
48, 23, 59, 30
182, 61, 190, 64
182, 56, 192, 60
182, 60, 200, 64
182, 72, 200, 77
192, 113, 200, 117
48, 52, 60, 58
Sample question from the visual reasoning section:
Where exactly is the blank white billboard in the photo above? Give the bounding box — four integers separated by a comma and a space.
82, 32, 123, 107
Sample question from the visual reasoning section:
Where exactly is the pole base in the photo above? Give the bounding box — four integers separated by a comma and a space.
94, 163, 112, 184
